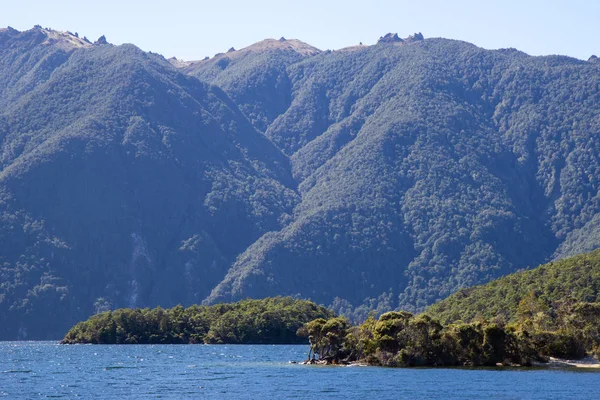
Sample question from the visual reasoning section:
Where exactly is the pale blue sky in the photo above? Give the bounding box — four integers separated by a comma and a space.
1, 0, 599, 61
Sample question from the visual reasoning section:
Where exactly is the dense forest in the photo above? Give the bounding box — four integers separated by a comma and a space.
2, 26, 600, 339
62, 252, 600, 367
62, 297, 334, 344
0, 27, 297, 339
299, 307, 599, 367
426, 249, 600, 325
301, 251, 600, 366
190, 32, 600, 318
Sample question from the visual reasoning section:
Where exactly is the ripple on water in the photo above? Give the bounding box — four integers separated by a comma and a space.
198, 376, 236, 381
2, 370, 32, 373
2, 342, 600, 400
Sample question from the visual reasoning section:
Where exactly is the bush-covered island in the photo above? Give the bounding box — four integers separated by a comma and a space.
63, 251, 600, 368
61, 297, 334, 344
298, 309, 599, 367
299, 251, 600, 367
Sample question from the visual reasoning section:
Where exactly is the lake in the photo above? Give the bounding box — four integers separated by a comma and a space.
1, 341, 599, 399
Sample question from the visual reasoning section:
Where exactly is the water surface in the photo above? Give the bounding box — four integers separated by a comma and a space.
1, 342, 598, 399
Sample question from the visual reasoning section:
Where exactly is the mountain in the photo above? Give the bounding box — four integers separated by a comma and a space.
0, 27, 297, 339
425, 249, 600, 325
182, 38, 320, 133
0, 26, 91, 109
2, 27, 600, 339
194, 34, 600, 316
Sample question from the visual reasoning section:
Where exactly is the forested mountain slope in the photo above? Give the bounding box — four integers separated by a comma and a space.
192, 35, 600, 315
426, 249, 600, 325
2, 27, 600, 338
0, 27, 297, 339
183, 38, 320, 132
0, 26, 91, 109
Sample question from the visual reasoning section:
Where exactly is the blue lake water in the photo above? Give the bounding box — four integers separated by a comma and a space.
1, 341, 599, 399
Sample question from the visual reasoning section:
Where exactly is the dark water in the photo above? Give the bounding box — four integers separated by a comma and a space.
1, 342, 599, 399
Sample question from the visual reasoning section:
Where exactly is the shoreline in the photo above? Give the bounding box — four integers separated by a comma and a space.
302, 357, 600, 369
542, 357, 600, 369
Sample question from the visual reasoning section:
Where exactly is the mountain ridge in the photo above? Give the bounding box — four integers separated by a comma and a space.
1, 25, 600, 338
193, 34, 600, 314
0, 29, 298, 339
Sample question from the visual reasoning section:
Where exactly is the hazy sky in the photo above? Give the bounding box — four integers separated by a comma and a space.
2, 0, 599, 61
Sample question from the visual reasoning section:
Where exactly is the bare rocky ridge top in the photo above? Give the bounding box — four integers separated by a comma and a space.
378, 32, 425, 44
178, 38, 322, 68
0, 25, 93, 50
2, 26, 429, 66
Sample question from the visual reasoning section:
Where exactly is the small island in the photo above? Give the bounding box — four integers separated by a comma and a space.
297, 309, 599, 367
62, 296, 599, 368
61, 297, 334, 344
62, 251, 600, 369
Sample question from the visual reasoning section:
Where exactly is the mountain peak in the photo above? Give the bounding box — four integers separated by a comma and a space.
167, 56, 191, 68
232, 38, 321, 57
44, 29, 93, 49
406, 32, 424, 42
94, 35, 109, 45
0, 26, 19, 34
378, 33, 402, 43
0, 25, 93, 50
179, 38, 321, 69
378, 32, 424, 44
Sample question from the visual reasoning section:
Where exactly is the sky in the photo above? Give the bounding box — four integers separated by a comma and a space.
1, 0, 599, 61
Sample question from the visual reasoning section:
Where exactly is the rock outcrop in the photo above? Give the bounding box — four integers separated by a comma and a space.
94, 35, 108, 45
378, 33, 403, 43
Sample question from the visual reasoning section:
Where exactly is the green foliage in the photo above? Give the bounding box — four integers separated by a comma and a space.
205, 35, 600, 321
301, 305, 600, 367
423, 250, 600, 361
529, 331, 586, 360
4, 27, 600, 341
298, 316, 355, 363
426, 249, 600, 325
184, 39, 319, 133
0, 28, 297, 340
61, 297, 334, 344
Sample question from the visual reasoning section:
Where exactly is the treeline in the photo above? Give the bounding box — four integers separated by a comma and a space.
61, 297, 334, 344
298, 308, 600, 367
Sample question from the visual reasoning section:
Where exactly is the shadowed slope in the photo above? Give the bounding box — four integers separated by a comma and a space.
0, 28, 297, 339
182, 38, 321, 132
206, 38, 600, 315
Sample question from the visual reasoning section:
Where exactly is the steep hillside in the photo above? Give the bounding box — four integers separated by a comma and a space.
0, 27, 296, 339
182, 38, 320, 132
3, 27, 600, 339
0, 26, 91, 108
203, 35, 600, 315
426, 249, 600, 324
